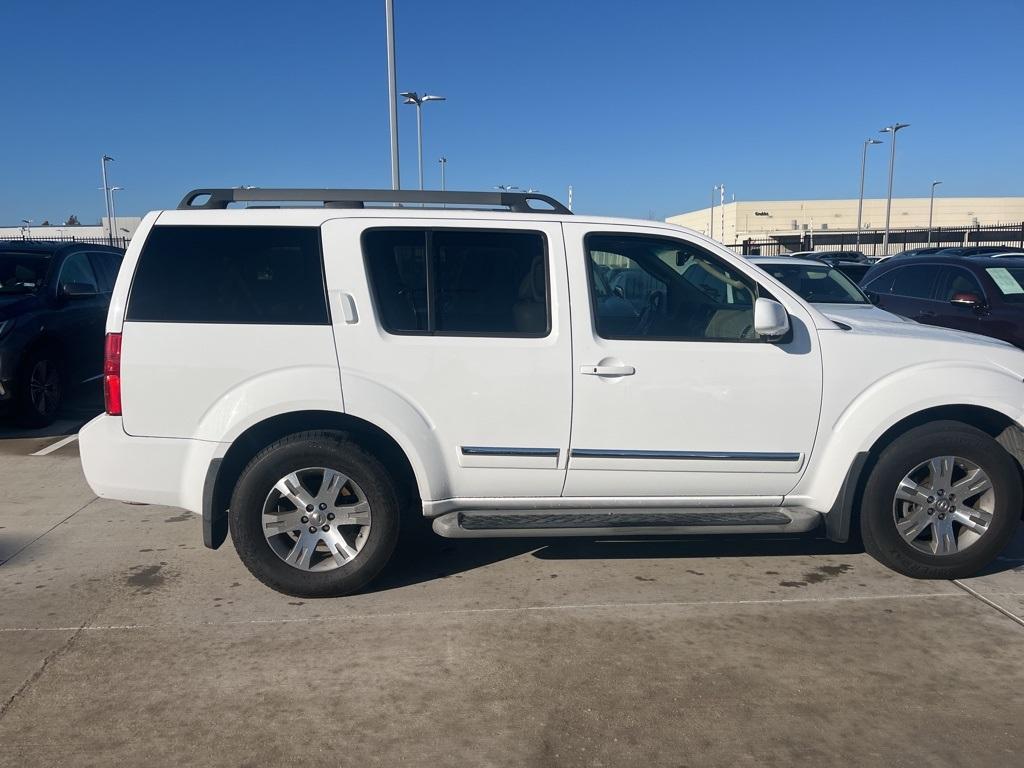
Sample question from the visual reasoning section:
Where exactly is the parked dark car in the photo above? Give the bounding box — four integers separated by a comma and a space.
861, 254, 1024, 348
935, 245, 1024, 257
0, 241, 123, 426
888, 247, 946, 259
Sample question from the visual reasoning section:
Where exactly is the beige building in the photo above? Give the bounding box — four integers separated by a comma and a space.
667, 197, 1024, 245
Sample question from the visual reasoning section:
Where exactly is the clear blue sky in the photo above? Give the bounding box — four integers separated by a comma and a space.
2, 0, 1022, 225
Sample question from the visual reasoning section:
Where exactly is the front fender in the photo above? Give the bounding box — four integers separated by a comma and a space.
793, 361, 1024, 512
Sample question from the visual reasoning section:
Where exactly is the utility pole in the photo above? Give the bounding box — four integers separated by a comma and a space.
438, 157, 447, 191
856, 138, 882, 249
100, 154, 114, 246
710, 185, 718, 239
719, 184, 726, 243
385, 0, 400, 190
880, 122, 910, 254
927, 180, 943, 245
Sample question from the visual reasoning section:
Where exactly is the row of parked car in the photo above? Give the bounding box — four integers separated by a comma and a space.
756, 246, 1024, 349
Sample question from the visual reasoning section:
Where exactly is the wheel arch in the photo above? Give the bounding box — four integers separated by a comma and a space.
204, 410, 423, 549
823, 404, 1024, 543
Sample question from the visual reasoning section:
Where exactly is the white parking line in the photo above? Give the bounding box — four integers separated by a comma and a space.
30, 434, 79, 457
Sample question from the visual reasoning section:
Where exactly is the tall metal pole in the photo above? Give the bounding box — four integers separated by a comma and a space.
710, 186, 716, 240
385, 0, 400, 190
880, 123, 909, 254
100, 155, 113, 246
720, 184, 726, 243
110, 187, 120, 245
927, 180, 942, 246
415, 103, 424, 190
856, 139, 881, 249
439, 157, 447, 191
567, 184, 573, 212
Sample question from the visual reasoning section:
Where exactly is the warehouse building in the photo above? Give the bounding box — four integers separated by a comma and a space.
667, 197, 1024, 246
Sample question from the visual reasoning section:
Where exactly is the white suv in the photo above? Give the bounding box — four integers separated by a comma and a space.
80, 188, 1024, 596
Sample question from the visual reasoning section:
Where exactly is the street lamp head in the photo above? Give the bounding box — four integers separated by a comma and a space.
866, 138, 883, 145
399, 91, 419, 104
421, 94, 446, 103
102, 154, 115, 162
932, 180, 943, 188
880, 122, 910, 134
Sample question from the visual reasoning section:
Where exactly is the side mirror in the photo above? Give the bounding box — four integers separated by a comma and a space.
950, 292, 982, 308
754, 297, 790, 339
60, 282, 98, 299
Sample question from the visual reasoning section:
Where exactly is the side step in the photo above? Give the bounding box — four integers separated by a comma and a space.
431, 507, 821, 539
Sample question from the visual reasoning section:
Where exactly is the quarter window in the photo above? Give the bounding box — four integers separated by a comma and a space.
126, 226, 329, 324
869, 265, 941, 299
586, 233, 757, 341
363, 228, 549, 337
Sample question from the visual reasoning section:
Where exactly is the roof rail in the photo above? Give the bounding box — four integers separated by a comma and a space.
177, 188, 572, 215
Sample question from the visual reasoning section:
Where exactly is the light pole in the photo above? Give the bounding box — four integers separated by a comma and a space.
109, 187, 123, 244
710, 184, 721, 240
438, 157, 447, 191
385, 0, 400, 190
400, 91, 445, 190
101, 154, 115, 245
856, 138, 882, 249
21, 219, 32, 239
927, 180, 943, 245
879, 122, 909, 254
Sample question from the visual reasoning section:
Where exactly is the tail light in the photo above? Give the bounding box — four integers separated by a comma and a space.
104, 333, 122, 416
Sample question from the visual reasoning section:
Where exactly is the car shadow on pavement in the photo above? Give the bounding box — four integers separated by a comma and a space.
367, 531, 864, 594
368, 523, 1024, 594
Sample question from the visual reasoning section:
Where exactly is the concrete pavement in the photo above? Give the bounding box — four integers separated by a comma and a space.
1, 429, 1022, 767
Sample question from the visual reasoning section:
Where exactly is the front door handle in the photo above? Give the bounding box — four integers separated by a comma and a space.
580, 364, 635, 376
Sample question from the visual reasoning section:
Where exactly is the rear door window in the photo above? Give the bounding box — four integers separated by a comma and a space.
362, 228, 549, 337
126, 226, 329, 324
59, 252, 99, 293
873, 265, 941, 299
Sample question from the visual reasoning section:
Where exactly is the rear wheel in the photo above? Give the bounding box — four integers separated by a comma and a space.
229, 431, 400, 597
861, 421, 1021, 579
14, 348, 63, 428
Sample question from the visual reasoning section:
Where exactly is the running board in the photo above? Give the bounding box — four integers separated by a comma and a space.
431, 507, 821, 539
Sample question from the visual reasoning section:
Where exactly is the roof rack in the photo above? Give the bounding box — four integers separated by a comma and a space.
177, 188, 572, 215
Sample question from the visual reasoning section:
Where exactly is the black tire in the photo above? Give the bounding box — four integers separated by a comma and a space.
14, 347, 63, 428
229, 431, 400, 597
861, 420, 1022, 579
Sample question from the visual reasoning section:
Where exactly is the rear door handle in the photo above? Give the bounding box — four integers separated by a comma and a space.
580, 364, 635, 376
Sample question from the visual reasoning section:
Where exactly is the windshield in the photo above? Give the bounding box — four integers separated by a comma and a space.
758, 263, 869, 305
985, 266, 1024, 302
0, 252, 49, 294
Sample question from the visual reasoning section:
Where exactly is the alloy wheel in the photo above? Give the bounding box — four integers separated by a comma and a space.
892, 455, 994, 556
261, 467, 372, 572
28, 359, 60, 417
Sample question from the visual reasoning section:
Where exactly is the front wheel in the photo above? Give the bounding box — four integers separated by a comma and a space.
229, 431, 400, 597
861, 421, 1022, 579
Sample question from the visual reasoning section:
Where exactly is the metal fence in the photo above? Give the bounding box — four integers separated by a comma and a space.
728, 222, 1024, 258
0, 234, 130, 249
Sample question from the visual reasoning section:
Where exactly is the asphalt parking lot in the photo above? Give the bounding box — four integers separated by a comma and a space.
1, 419, 1023, 767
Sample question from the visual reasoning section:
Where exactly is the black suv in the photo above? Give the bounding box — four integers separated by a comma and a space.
0, 241, 123, 426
